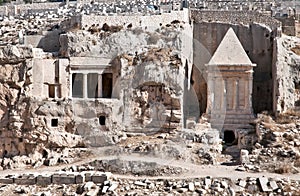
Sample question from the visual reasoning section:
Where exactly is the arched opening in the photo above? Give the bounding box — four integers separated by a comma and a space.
223, 130, 236, 145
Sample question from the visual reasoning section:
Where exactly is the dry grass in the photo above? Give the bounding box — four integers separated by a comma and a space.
274, 163, 293, 174
276, 115, 294, 124
294, 156, 300, 168
276, 109, 300, 124
256, 113, 274, 124
291, 45, 300, 55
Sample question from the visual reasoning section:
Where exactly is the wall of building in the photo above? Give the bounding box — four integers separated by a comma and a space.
191, 10, 281, 32
62, 9, 189, 31
31, 58, 69, 99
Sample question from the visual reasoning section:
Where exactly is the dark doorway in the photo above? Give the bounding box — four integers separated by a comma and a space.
49, 85, 55, 98
224, 130, 236, 144
51, 119, 58, 127
102, 73, 113, 98
99, 116, 106, 126
72, 73, 83, 98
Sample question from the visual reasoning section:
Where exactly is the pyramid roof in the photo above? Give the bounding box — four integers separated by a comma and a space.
208, 28, 253, 65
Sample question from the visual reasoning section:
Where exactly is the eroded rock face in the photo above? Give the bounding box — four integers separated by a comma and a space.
0, 46, 83, 166
0, 83, 11, 123
274, 35, 300, 113
1, 46, 33, 63
59, 23, 188, 59
60, 23, 193, 143
0, 20, 195, 167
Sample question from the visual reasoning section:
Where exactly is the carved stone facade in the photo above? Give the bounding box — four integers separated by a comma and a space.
206, 28, 256, 143
0, 8, 299, 159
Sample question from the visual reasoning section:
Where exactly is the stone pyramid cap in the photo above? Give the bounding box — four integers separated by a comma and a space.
208, 28, 253, 65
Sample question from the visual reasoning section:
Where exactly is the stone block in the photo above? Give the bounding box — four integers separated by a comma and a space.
204, 177, 211, 186
52, 174, 61, 184
91, 172, 107, 184
102, 185, 109, 194
134, 181, 147, 187
44, 157, 58, 166
238, 180, 247, 188
60, 174, 75, 184
75, 173, 85, 184
0, 177, 13, 184
52, 174, 75, 184
240, 149, 249, 164
269, 181, 278, 190
108, 182, 119, 192
84, 171, 94, 182
188, 182, 195, 191
14, 175, 36, 185
258, 177, 271, 192
84, 181, 96, 191
36, 175, 52, 186
86, 186, 100, 196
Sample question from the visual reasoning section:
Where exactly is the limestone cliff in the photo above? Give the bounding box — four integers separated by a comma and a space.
274, 35, 300, 113
0, 46, 83, 169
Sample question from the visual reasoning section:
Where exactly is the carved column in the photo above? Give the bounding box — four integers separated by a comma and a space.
83, 73, 87, 99
233, 78, 238, 110
248, 73, 254, 111
206, 73, 215, 114
222, 78, 227, 111
69, 74, 73, 98
98, 74, 103, 98
212, 77, 216, 110
245, 77, 250, 111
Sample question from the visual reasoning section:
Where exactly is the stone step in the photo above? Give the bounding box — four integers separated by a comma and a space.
210, 118, 254, 124
211, 123, 254, 130
209, 114, 255, 119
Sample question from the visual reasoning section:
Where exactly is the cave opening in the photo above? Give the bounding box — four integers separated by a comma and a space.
223, 130, 236, 145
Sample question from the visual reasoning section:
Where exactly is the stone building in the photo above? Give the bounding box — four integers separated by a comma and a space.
206, 28, 256, 128
206, 28, 256, 145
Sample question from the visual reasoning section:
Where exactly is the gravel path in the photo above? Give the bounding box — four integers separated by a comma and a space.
0, 150, 299, 181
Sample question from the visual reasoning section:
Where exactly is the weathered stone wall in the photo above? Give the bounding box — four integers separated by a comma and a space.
0, 171, 111, 185
192, 10, 279, 113
191, 10, 281, 32
62, 9, 189, 31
